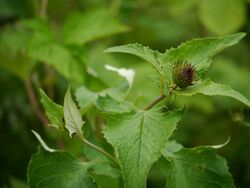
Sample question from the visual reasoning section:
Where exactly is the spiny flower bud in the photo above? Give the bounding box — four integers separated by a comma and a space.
172, 62, 196, 89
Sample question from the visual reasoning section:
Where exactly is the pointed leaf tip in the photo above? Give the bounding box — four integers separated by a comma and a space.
64, 87, 85, 138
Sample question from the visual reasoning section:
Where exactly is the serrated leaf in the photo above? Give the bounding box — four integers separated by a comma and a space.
157, 145, 235, 188
174, 79, 250, 107
104, 34, 245, 88
64, 88, 85, 137
40, 90, 63, 129
162, 33, 246, 73
28, 149, 97, 188
96, 95, 182, 188
198, 0, 246, 35
104, 43, 163, 72
62, 9, 129, 45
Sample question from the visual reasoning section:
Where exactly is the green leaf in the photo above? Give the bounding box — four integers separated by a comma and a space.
28, 43, 85, 83
75, 83, 130, 111
0, 24, 37, 80
157, 145, 235, 188
96, 95, 133, 113
75, 86, 98, 110
104, 43, 163, 72
90, 160, 121, 179
62, 9, 129, 45
40, 89, 64, 130
20, 19, 54, 47
174, 79, 250, 107
162, 33, 246, 72
104, 34, 245, 87
96, 95, 182, 188
198, 0, 246, 35
28, 149, 97, 188
64, 88, 85, 137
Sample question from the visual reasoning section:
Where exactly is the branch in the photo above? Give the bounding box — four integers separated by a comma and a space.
24, 79, 48, 126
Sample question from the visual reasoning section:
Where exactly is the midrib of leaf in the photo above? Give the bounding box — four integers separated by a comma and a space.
100, 102, 182, 188
137, 114, 144, 170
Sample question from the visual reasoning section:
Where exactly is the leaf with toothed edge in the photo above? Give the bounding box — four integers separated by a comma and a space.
96, 95, 183, 188
161, 33, 246, 83
104, 43, 163, 72
174, 79, 250, 107
157, 140, 235, 188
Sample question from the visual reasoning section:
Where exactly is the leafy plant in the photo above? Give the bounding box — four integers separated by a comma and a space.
27, 33, 250, 188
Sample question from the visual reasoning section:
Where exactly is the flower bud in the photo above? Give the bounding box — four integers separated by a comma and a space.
172, 62, 195, 89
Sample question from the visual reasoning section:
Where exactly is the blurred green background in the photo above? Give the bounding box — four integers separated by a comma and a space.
0, 0, 250, 187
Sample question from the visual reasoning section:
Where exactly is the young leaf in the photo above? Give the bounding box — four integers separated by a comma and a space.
104, 43, 163, 72
64, 88, 85, 138
157, 145, 235, 188
62, 9, 129, 45
96, 95, 182, 188
174, 79, 250, 107
28, 149, 97, 188
162, 33, 245, 72
40, 89, 64, 130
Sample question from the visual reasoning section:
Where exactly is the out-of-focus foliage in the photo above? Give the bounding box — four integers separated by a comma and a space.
0, 0, 250, 187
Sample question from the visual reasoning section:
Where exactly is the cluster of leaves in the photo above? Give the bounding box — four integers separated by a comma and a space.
1, 1, 250, 187
0, 8, 128, 83
27, 33, 250, 188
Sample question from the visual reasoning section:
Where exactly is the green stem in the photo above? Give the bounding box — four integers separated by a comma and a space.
144, 94, 166, 110
80, 136, 120, 167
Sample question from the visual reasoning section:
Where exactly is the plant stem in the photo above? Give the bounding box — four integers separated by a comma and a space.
81, 137, 120, 167
24, 79, 48, 126
39, 0, 48, 18
144, 94, 166, 110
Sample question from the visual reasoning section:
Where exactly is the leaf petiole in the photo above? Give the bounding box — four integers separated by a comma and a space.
80, 135, 120, 168
144, 94, 166, 110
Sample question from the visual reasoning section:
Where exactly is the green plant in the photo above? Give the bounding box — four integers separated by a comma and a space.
27, 33, 250, 188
